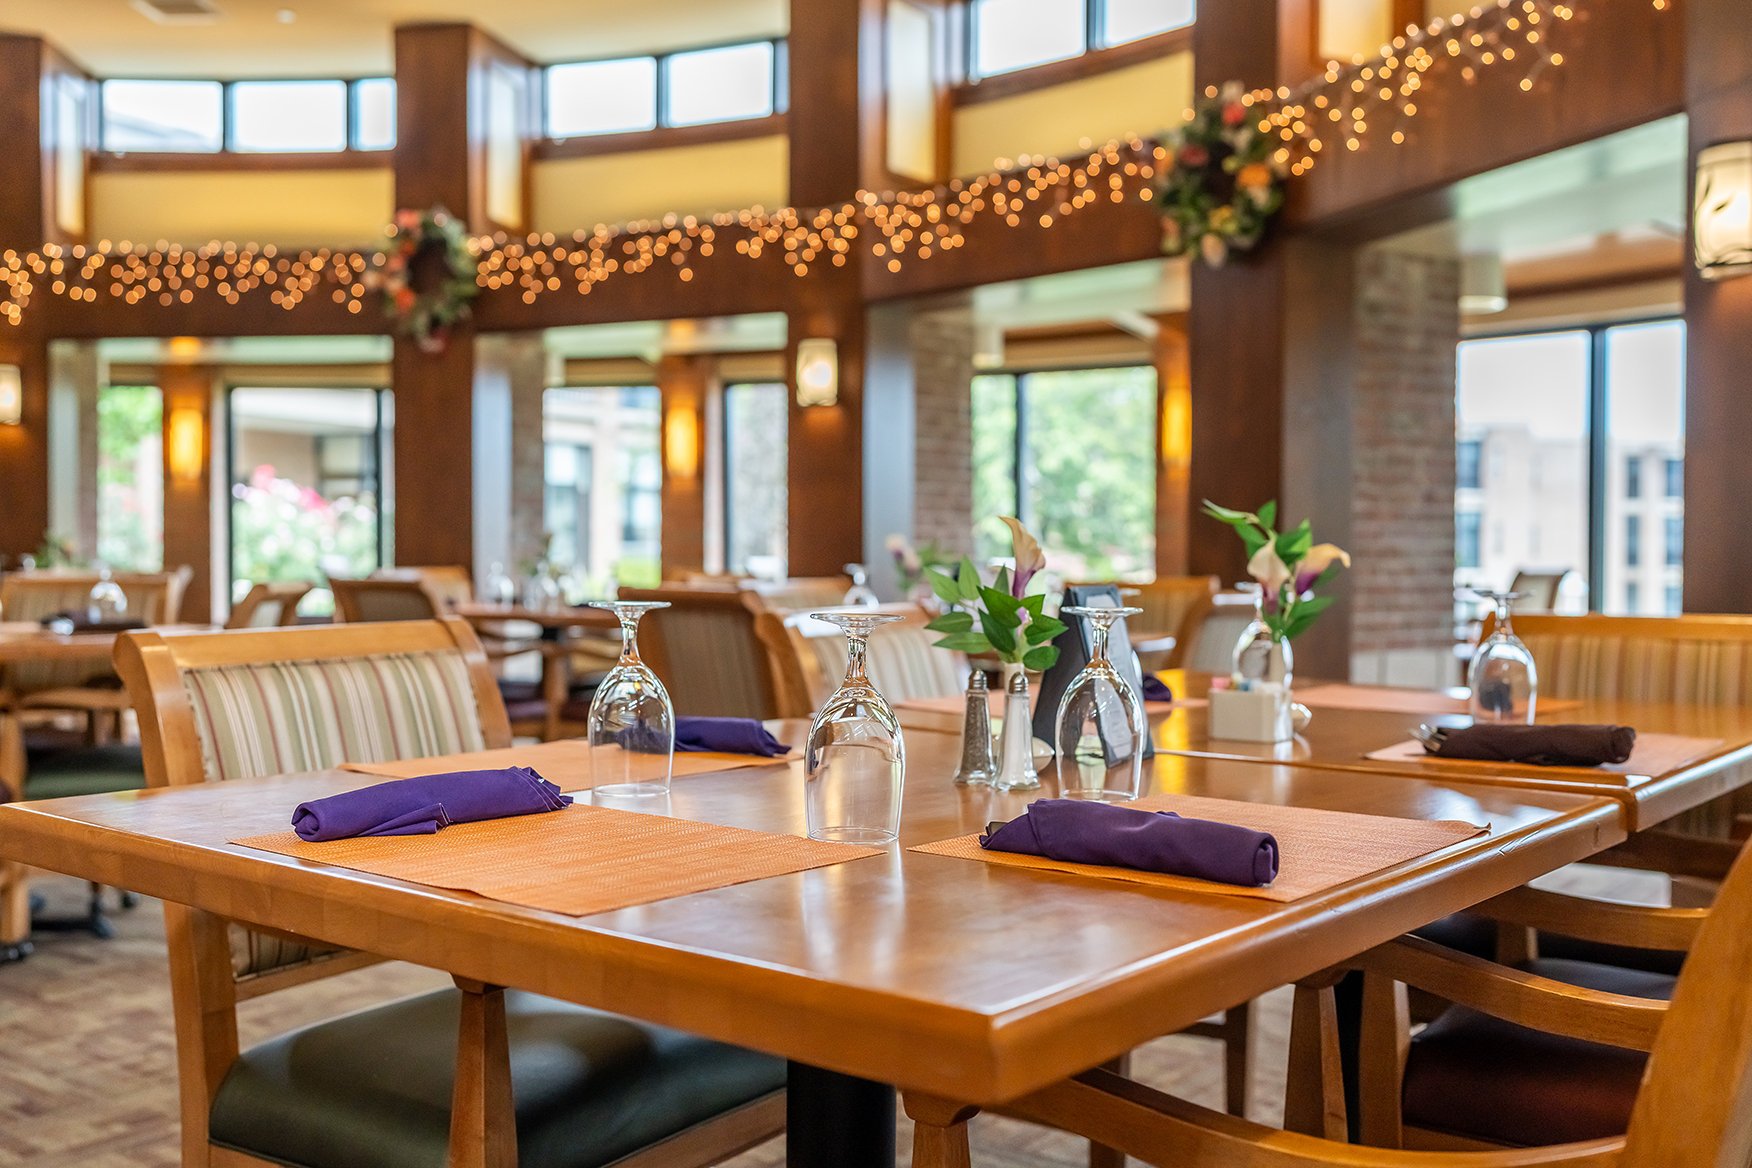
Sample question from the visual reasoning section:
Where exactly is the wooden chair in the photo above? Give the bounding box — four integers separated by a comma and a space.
1079, 576, 1219, 671
372, 564, 476, 611
114, 618, 787, 1168
780, 604, 967, 711
1481, 612, 1752, 705
743, 576, 854, 615
224, 581, 313, 629
329, 576, 446, 623
907, 839, 1752, 1168
617, 586, 804, 719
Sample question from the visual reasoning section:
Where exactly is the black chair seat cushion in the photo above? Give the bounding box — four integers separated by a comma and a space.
208, 988, 785, 1168
1414, 911, 1686, 976
1402, 957, 1675, 1147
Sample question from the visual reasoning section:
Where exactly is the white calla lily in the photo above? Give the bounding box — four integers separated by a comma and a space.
1246, 542, 1292, 596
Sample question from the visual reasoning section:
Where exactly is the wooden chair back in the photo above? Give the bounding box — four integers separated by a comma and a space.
1087, 576, 1219, 669
0, 569, 180, 625
113, 617, 512, 1166
372, 564, 475, 610
224, 581, 313, 629
329, 576, 443, 623
1481, 612, 1752, 704
744, 576, 854, 614
618, 586, 799, 718
784, 604, 966, 711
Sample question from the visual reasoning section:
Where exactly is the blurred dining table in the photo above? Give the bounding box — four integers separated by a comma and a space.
0, 713, 1624, 1166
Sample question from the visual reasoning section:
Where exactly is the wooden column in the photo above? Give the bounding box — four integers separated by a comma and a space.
786, 0, 871, 576
658, 355, 711, 576
159, 364, 214, 622
391, 24, 534, 571
0, 327, 50, 559
1681, 0, 1752, 613
1155, 313, 1191, 578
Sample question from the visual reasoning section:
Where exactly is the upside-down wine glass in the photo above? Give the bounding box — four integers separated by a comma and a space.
804, 611, 907, 843
1467, 590, 1537, 724
1055, 606, 1147, 802
88, 565, 126, 624
585, 600, 675, 796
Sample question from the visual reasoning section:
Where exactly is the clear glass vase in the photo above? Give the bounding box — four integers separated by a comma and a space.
1468, 590, 1538, 724
585, 601, 675, 797
1232, 583, 1293, 688
805, 611, 907, 843
1055, 606, 1146, 802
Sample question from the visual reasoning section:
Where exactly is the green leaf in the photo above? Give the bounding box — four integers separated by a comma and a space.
934, 631, 994, 653
979, 586, 1023, 619
979, 609, 1017, 653
1202, 500, 1256, 526
956, 556, 982, 602
1025, 615, 1066, 644
1023, 645, 1059, 671
925, 568, 962, 607
1309, 561, 1345, 592
1275, 520, 1313, 564
1239, 527, 1268, 560
993, 565, 1012, 597
925, 611, 973, 633
1020, 593, 1046, 616
1255, 500, 1277, 532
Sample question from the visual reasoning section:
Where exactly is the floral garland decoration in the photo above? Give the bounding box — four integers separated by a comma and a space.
372, 206, 479, 352
1155, 81, 1289, 268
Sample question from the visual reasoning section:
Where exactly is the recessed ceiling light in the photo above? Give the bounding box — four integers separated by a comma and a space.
277, 9, 296, 22
130, 0, 222, 24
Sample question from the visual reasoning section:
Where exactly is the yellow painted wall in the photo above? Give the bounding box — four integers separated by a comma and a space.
952, 52, 1193, 177
88, 169, 393, 249
532, 135, 789, 235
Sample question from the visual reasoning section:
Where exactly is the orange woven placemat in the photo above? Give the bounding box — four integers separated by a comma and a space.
908, 792, 1486, 903
340, 739, 800, 792
1365, 733, 1723, 780
234, 805, 877, 916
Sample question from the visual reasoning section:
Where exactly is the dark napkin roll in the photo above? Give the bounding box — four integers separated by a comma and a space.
42, 612, 146, 634
980, 798, 1279, 887
1141, 674, 1174, 703
291, 767, 572, 842
1429, 723, 1636, 768
676, 716, 791, 756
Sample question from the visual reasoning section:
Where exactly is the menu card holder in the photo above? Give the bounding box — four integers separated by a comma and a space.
1030, 584, 1155, 765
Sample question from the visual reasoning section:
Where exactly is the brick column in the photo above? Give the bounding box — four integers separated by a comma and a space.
909, 312, 975, 558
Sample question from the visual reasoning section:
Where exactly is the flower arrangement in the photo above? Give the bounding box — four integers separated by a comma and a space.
884, 533, 958, 596
1155, 81, 1288, 268
371, 206, 479, 353
1205, 500, 1349, 641
922, 518, 1065, 670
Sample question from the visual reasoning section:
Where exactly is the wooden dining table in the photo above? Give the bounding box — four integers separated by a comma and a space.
0, 716, 1623, 1166
1151, 672, 1752, 832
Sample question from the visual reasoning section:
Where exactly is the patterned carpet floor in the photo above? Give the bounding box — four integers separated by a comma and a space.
0, 873, 1294, 1168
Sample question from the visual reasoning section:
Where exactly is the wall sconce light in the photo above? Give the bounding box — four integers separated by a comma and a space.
795, 337, 839, 407
1696, 141, 1752, 280
663, 404, 699, 480
166, 406, 205, 482
0, 365, 20, 425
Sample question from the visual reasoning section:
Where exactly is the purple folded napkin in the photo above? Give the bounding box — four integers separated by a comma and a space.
1429, 723, 1636, 768
980, 798, 1279, 886
1141, 674, 1174, 703
676, 716, 791, 756
291, 767, 572, 842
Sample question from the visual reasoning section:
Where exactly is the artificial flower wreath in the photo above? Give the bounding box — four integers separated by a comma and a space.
373, 206, 479, 352
1155, 81, 1288, 267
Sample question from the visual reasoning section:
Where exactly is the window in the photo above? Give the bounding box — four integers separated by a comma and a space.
543, 387, 661, 589
101, 79, 223, 152
229, 387, 391, 617
972, 366, 1156, 579
724, 383, 789, 574
1603, 319, 1684, 615
1666, 457, 1683, 497
1625, 455, 1641, 499
1665, 585, 1682, 615
353, 78, 396, 150
1666, 516, 1683, 566
1626, 514, 1641, 567
973, 0, 1087, 77
1456, 440, 1481, 490
1456, 512, 1481, 569
665, 42, 776, 127
546, 57, 658, 137
1626, 581, 1639, 613
1102, 0, 1195, 45
230, 80, 347, 152
97, 385, 163, 571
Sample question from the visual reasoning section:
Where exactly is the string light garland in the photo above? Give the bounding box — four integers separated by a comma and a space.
0, 0, 1663, 328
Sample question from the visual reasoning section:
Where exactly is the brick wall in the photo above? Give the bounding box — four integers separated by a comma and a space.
1350, 246, 1460, 662
909, 313, 976, 556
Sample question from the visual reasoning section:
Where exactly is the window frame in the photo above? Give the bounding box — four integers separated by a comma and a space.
98, 76, 395, 163
957, 0, 1194, 103
541, 37, 787, 144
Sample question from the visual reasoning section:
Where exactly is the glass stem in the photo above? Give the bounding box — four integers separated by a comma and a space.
843, 628, 870, 687
1087, 616, 1112, 669
617, 612, 644, 667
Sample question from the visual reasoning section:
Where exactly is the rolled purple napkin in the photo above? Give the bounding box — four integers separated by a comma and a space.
291, 766, 571, 842
615, 716, 791, 757
1141, 674, 1174, 703
980, 798, 1279, 887
1429, 723, 1636, 768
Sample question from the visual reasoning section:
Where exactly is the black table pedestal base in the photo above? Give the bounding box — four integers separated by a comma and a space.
787, 1061, 897, 1168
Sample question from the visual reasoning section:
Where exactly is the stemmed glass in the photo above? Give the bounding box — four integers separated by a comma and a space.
1468, 590, 1538, 724
585, 601, 675, 796
87, 566, 126, 625
1055, 606, 1147, 802
804, 611, 906, 844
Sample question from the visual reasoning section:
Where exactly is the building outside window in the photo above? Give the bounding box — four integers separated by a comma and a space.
96, 384, 163, 571
1626, 514, 1641, 568
1626, 581, 1639, 613
1666, 457, 1683, 497
1666, 516, 1683, 566
542, 386, 661, 591
724, 382, 788, 575
1456, 440, 1481, 490
1666, 585, 1682, 615
1456, 511, 1481, 569
1625, 455, 1641, 499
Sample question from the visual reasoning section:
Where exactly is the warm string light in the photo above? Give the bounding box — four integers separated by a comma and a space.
0, 0, 1653, 325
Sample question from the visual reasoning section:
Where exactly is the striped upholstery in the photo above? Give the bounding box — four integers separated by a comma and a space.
804, 623, 965, 704
1521, 633, 1752, 704
176, 648, 487, 977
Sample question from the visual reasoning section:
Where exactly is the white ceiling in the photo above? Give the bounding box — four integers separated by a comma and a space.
0, 0, 789, 77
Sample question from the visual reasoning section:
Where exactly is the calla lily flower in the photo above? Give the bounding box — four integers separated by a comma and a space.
1247, 542, 1292, 597
1294, 543, 1351, 594
1000, 516, 1046, 598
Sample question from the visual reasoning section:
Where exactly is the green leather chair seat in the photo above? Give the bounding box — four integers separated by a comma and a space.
208, 988, 786, 1168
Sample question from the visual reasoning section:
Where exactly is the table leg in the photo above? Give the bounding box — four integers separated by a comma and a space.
787, 1061, 896, 1168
